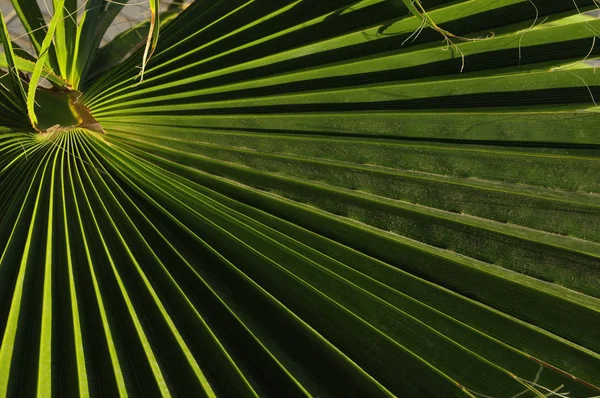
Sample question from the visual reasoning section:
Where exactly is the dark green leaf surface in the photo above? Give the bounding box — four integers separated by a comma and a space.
1, 0, 600, 396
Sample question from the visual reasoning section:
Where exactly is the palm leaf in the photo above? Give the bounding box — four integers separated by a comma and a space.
53, 0, 78, 80
0, 9, 27, 109
0, 0, 599, 396
26, 0, 65, 129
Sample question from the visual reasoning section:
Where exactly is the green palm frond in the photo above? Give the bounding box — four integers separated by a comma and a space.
0, 0, 599, 396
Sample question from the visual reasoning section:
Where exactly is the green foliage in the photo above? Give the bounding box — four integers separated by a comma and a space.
0, 0, 600, 396
26, 0, 65, 129
0, 9, 26, 108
